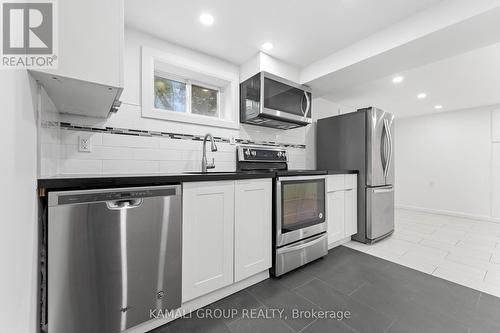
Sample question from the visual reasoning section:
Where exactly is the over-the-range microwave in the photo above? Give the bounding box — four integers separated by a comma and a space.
240, 71, 312, 129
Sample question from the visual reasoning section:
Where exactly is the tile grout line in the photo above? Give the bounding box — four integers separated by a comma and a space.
347, 281, 367, 296
296, 318, 317, 333
290, 277, 318, 292
383, 319, 396, 333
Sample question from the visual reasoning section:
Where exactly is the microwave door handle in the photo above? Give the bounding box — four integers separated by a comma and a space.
303, 91, 311, 117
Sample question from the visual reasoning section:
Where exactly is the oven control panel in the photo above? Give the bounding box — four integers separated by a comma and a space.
237, 146, 288, 162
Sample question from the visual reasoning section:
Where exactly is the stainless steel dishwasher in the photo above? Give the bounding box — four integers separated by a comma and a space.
47, 185, 182, 333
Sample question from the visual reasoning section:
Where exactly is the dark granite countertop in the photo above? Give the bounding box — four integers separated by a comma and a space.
37, 172, 275, 192
326, 170, 358, 175
38, 169, 359, 192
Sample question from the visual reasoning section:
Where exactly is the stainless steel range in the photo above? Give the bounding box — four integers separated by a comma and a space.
237, 146, 328, 277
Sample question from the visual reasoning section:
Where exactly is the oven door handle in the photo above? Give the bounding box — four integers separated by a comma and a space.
277, 175, 327, 182
278, 234, 326, 254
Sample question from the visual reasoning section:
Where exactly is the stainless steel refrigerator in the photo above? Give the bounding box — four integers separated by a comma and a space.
317, 107, 395, 244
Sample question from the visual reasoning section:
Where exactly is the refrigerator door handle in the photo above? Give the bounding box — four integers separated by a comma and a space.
373, 186, 394, 194
382, 119, 390, 178
385, 119, 393, 180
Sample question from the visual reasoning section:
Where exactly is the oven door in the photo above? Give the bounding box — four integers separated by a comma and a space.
276, 175, 327, 247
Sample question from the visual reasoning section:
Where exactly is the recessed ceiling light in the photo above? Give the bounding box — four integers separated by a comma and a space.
434, 104, 443, 110
417, 93, 427, 99
261, 42, 273, 51
199, 13, 214, 26
392, 76, 404, 84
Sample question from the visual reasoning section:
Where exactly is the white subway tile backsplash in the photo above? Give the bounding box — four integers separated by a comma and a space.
60, 130, 103, 146
159, 160, 198, 173
131, 148, 183, 161
159, 139, 200, 150
40, 127, 307, 176
60, 159, 102, 174
41, 143, 61, 159
102, 133, 159, 148
63, 145, 134, 160
102, 160, 160, 174
40, 158, 59, 176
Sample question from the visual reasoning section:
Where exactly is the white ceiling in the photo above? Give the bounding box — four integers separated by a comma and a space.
125, 0, 443, 66
324, 42, 500, 118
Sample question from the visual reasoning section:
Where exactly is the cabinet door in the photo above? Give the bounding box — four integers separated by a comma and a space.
182, 181, 234, 302
234, 179, 272, 282
345, 189, 358, 236
327, 191, 345, 244
41, 0, 124, 87
327, 175, 345, 192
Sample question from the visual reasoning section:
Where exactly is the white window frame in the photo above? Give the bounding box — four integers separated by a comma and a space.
142, 46, 239, 129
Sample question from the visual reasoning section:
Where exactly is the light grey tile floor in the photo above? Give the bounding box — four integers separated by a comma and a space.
344, 208, 500, 297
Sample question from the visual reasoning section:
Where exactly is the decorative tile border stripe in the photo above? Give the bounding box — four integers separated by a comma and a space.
42, 121, 306, 149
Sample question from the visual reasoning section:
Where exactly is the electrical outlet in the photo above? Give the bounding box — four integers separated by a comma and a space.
78, 135, 92, 152
229, 136, 236, 145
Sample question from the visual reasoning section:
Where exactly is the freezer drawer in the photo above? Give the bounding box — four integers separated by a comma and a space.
366, 186, 394, 241
47, 185, 182, 333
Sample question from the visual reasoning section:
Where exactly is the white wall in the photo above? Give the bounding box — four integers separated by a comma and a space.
240, 52, 300, 83
0, 71, 38, 333
395, 105, 500, 221
40, 28, 307, 176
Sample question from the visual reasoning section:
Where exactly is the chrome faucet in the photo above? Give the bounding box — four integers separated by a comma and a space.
202, 133, 218, 173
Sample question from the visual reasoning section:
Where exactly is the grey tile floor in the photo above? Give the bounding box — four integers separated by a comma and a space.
152, 246, 500, 333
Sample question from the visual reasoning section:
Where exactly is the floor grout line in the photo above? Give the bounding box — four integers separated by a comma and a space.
383, 319, 397, 333
296, 318, 317, 333
347, 281, 367, 296
290, 277, 317, 292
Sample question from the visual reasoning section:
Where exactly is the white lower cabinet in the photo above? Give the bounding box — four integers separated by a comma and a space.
344, 188, 358, 236
327, 190, 345, 244
182, 181, 235, 302
326, 175, 358, 246
182, 178, 272, 302
234, 179, 272, 282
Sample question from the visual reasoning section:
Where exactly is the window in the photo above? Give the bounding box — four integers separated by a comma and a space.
153, 74, 220, 118
142, 47, 239, 129
154, 76, 186, 113
191, 85, 219, 117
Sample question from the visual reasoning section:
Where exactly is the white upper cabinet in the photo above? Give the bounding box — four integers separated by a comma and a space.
234, 179, 272, 282
182, 181, 235, 302
30, 0, 124, 118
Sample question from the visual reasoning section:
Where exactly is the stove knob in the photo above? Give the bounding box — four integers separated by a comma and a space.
244, 149, 250, 156
251, 150, 257, 157
282, 151, 287, 159
277, 151, 282, 158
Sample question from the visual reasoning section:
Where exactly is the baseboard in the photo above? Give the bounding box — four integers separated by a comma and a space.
328, 236, 352, 250
395, 205, 500, 224
125, 270, 269, 333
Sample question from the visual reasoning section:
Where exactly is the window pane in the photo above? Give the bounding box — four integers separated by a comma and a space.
154, 76, 186, 112
191, 85, 218, 117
